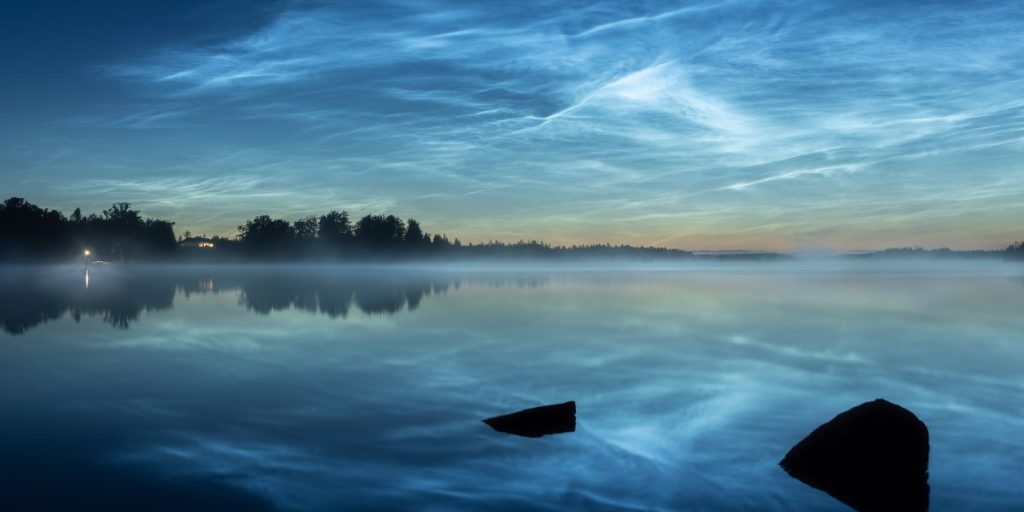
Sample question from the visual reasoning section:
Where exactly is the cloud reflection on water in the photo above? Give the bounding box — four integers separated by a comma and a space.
1, 263, 1023, 510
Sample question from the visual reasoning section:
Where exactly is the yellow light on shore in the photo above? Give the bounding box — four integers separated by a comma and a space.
83, 249, 91, 257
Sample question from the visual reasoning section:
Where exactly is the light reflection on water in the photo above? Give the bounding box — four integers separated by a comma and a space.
1, 262, 1023, 511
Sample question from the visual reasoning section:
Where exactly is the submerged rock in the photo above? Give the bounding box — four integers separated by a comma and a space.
780, 398, 929, 511
483, 401, 576, 438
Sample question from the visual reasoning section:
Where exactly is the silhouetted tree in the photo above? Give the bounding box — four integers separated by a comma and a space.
143, 219, 177, 256
405, 219, 427, 247
102, 202, 145, 260
103, 202, 142, 227
238, 215, 293, 257
1007, 241, 1024, 259
318, 210, 352, 243
355, 214, 405, 247
293, 216, 319, 241
0, 197, 71, 261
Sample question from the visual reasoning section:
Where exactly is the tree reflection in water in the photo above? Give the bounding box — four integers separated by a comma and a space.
0, 265, 546, 335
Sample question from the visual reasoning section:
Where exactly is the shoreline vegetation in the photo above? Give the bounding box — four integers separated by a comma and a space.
1, 197, 1020, 263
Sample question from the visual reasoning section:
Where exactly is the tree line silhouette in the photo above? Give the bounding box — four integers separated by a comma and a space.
1, 197, 697, 262
0, 197, 175, 262
855, 245, 1024, 260
4, 197, 1023, 262
225, 210, 462, 259
1007, 241, 1024, 259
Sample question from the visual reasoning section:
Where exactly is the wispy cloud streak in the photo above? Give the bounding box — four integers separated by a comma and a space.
6, 0, 1022, 249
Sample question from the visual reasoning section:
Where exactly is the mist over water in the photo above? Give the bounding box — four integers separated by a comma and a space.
1, 261, 1022, 511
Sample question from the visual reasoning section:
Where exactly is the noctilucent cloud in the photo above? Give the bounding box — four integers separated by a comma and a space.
1, 0, 1022, 250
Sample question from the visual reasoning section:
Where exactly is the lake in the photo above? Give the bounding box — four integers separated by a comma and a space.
1, 262, 1022, 511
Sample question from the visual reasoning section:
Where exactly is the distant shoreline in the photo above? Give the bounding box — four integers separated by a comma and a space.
2, 197, 1022, 263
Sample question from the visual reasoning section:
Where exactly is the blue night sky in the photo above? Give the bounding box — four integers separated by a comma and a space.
1, 0, 1022, 250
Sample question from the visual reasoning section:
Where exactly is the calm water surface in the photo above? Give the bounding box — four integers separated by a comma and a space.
1, 262, 1022, 511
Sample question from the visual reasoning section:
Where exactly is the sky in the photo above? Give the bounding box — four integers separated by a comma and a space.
1, 0, 1022, 251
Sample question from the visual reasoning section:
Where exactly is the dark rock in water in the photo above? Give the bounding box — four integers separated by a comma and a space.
483, 401, 575, 438
780, 398, 929, 512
